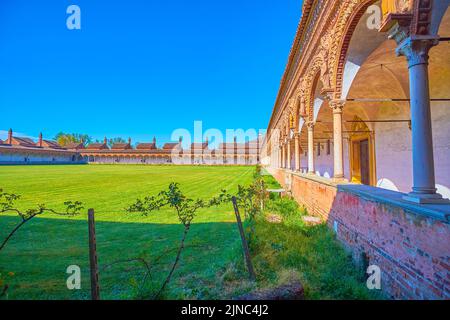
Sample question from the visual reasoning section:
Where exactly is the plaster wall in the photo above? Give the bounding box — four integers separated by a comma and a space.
0, 151, 82, 164
373, 101, 450, 198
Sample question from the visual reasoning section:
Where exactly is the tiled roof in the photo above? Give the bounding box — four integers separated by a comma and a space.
86, 143, 109, 150
218, 143, 235, 150
191, 142, 208, 150
111, 143, 132, 150
0, 144, 77, 154
163, 143, 179, 150
41, 140, 64, 149
136, 143, 157, 150
65, 142, 85, 150
10, 137, 36, 147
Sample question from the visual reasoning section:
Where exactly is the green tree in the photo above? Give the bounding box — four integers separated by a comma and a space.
95, 137, 127, 148
54, 133, 91, 146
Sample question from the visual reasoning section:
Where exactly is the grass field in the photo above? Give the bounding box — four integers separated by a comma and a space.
0, 165, 380, 300
0, 165, 255, 299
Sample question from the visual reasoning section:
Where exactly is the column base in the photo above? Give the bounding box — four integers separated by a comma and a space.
402, 192, 450, 205
332, 176, 347, 183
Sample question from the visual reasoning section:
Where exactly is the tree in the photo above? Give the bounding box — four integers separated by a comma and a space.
54, 133, 91, 146
127, 183, 227, 298
94, 137, 127, 148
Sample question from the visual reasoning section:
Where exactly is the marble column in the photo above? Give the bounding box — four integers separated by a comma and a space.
307, 122, 315, 174
396, 36, 449, 204
287, 139, 291, 171
330, 100, 345, 179
278, 146, 282, 169
280, 144, 284, 168
294, 133, 300, 172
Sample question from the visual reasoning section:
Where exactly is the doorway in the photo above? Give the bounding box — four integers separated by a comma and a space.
349, 117, 375, 186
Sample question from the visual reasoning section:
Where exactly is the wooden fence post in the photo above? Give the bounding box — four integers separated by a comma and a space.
88, 208, 100, 300
231, 197, 256, 281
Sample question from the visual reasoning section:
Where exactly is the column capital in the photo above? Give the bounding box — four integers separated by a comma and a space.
306, 121, 314, 130
396, 36, 439, 68
329, 99, 345, 114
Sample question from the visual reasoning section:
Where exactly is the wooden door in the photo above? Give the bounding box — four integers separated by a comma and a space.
351, 141, 361, 183
360, 139, 370, 185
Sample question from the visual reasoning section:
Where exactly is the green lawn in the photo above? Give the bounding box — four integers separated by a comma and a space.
0, 165, 255, 300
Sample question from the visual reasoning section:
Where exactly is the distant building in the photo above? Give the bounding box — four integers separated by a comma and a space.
81, 135, 261, 165
0, 129, 262, 166
0, 129, 84, 165
65, 141, 86, 151
85, 137, 109, 151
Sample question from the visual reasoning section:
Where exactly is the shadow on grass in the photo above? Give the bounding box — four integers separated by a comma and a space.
250, 216, 385, 300
0, 205, 385, 300
0, 215, 252, 300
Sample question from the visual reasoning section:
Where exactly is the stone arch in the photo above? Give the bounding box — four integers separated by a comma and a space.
430, 1, 450, 35
301, 55, 327, 122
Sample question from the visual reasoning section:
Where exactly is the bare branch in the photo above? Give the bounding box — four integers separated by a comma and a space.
0, 189, 84, 253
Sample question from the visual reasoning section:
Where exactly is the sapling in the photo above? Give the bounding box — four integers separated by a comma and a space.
127, 182, 227, 299
0, 188, 83, 298
0, 188, 84, 252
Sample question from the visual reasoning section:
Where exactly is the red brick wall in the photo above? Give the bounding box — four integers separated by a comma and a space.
270, 169, 336, 220
270, 168, 450, 300
329, 191, 450, 300
291, 175, 336, 220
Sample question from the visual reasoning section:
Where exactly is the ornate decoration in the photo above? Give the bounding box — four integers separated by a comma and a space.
328, 0, 360, 98
382, 0, 413, 16
267, 0, 433, 145
306, 121, 315, 130
289, 113, 295, 129
319, 30, 333, 91
411, 0, 432, 35
397, 37, 438, 68
329, 99, 345, 114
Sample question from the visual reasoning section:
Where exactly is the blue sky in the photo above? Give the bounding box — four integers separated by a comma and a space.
0, 0, 302, 145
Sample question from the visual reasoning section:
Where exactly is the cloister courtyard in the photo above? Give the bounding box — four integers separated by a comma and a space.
1, 0, 449, 302
0, 165, 377, 300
